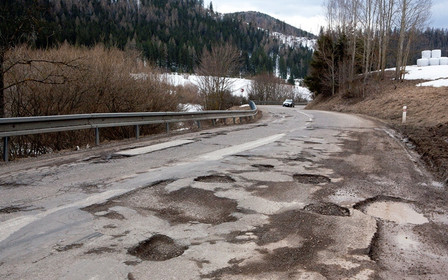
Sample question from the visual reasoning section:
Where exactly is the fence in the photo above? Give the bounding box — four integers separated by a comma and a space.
0, 102, 258, 162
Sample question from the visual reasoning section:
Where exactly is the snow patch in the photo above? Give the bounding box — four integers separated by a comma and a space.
178, 103, 203, 112
163, 73, 312, 100
417, 79, 448, 87
271, 32, 316, 50
402, 65, 448, 81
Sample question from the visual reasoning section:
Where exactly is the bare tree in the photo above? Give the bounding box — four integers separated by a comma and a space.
196, 44, 241, 110
248, 73, 293, 101
360, 0, 379, 95
395, 0, 431, 81
0, 0, 66, 117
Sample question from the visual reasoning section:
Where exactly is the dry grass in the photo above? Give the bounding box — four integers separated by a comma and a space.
3, 44, 202, 158
307, 72, 448, 126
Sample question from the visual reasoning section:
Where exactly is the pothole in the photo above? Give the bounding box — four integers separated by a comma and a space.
159, 187, 238, 224
128, 234, 187, 261
303, 203, 350, 216
0, 205, 41, 213
83, 180, 237, 225
354, 196, 428, 225
285, 156, 313, 163
251, 164, 274, 171
293, 174, 331, 184
194, 174, 235, 183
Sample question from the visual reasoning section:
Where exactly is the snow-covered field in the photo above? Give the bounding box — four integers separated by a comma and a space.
163, 73, 312, 100
402, 65, 448, 87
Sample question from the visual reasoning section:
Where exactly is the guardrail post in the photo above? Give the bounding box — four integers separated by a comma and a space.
166, 123, 170, 133
197, 121, 201, 129
2, 137, 9, 162
233, 117, 236, 124
95, 127, 100, 146
135, 125, 140, 139
212, 119, 216, 126
239, 117, 243, 124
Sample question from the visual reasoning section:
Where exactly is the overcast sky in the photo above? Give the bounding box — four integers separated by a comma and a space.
210, 0, 448, 35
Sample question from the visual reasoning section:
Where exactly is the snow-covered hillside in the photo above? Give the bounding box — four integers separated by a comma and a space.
163, 73, 312, 100
271, 32, 316, 50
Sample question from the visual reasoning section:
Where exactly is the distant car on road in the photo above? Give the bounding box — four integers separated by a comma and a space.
282, 99, 295, 107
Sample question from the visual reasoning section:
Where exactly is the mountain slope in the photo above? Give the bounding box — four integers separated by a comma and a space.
5, 0, 313, 77
231, 11, 316, 38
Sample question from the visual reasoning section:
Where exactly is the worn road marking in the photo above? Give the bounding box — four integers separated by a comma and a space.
198, 134, 285, 161
115, 139, 195, 156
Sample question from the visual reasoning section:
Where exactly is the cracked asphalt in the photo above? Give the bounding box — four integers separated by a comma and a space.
0, 105, 447, 279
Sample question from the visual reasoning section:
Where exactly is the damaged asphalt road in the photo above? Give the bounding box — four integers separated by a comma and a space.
1, 106, 447, 279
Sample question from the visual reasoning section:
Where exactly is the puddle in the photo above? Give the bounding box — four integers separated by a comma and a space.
128, 234, 187, 261
293, 174, 331, 184
355, 196, 428, 225
362, 201, 428, 224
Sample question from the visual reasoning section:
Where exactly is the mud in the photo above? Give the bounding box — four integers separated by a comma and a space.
303, 203, 350, 216
128, 234, 187, 261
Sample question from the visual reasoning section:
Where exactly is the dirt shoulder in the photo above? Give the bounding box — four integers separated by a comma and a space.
306, 72, 448, 184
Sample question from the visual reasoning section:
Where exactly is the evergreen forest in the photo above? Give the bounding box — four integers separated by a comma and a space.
1, 0, 314, 78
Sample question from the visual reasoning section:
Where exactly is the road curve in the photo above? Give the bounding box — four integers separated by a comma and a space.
1, 106, 447, 279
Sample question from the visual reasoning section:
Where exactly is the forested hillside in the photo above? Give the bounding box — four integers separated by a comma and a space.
2, 0, 313, 78
231, 11, 315, 38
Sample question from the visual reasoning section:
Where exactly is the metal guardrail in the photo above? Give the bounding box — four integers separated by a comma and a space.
254, 100, 308, 106
0, 101, 258, 162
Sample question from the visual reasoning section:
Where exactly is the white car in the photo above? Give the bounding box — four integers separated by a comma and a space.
282, 99, 295, 107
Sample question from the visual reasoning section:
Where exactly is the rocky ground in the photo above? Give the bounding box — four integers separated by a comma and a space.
306, 71, 448, 184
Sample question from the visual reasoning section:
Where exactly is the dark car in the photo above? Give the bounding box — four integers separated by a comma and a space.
282, 99, 295, 107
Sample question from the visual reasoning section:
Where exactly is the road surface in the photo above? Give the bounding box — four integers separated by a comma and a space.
1, 106, 447, 279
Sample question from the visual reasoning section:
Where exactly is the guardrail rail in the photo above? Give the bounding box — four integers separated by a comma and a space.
0, 101, 258, 162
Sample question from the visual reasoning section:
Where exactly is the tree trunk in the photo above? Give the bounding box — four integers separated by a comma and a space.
396, 0, 407, 81
0, 50, 4, 118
